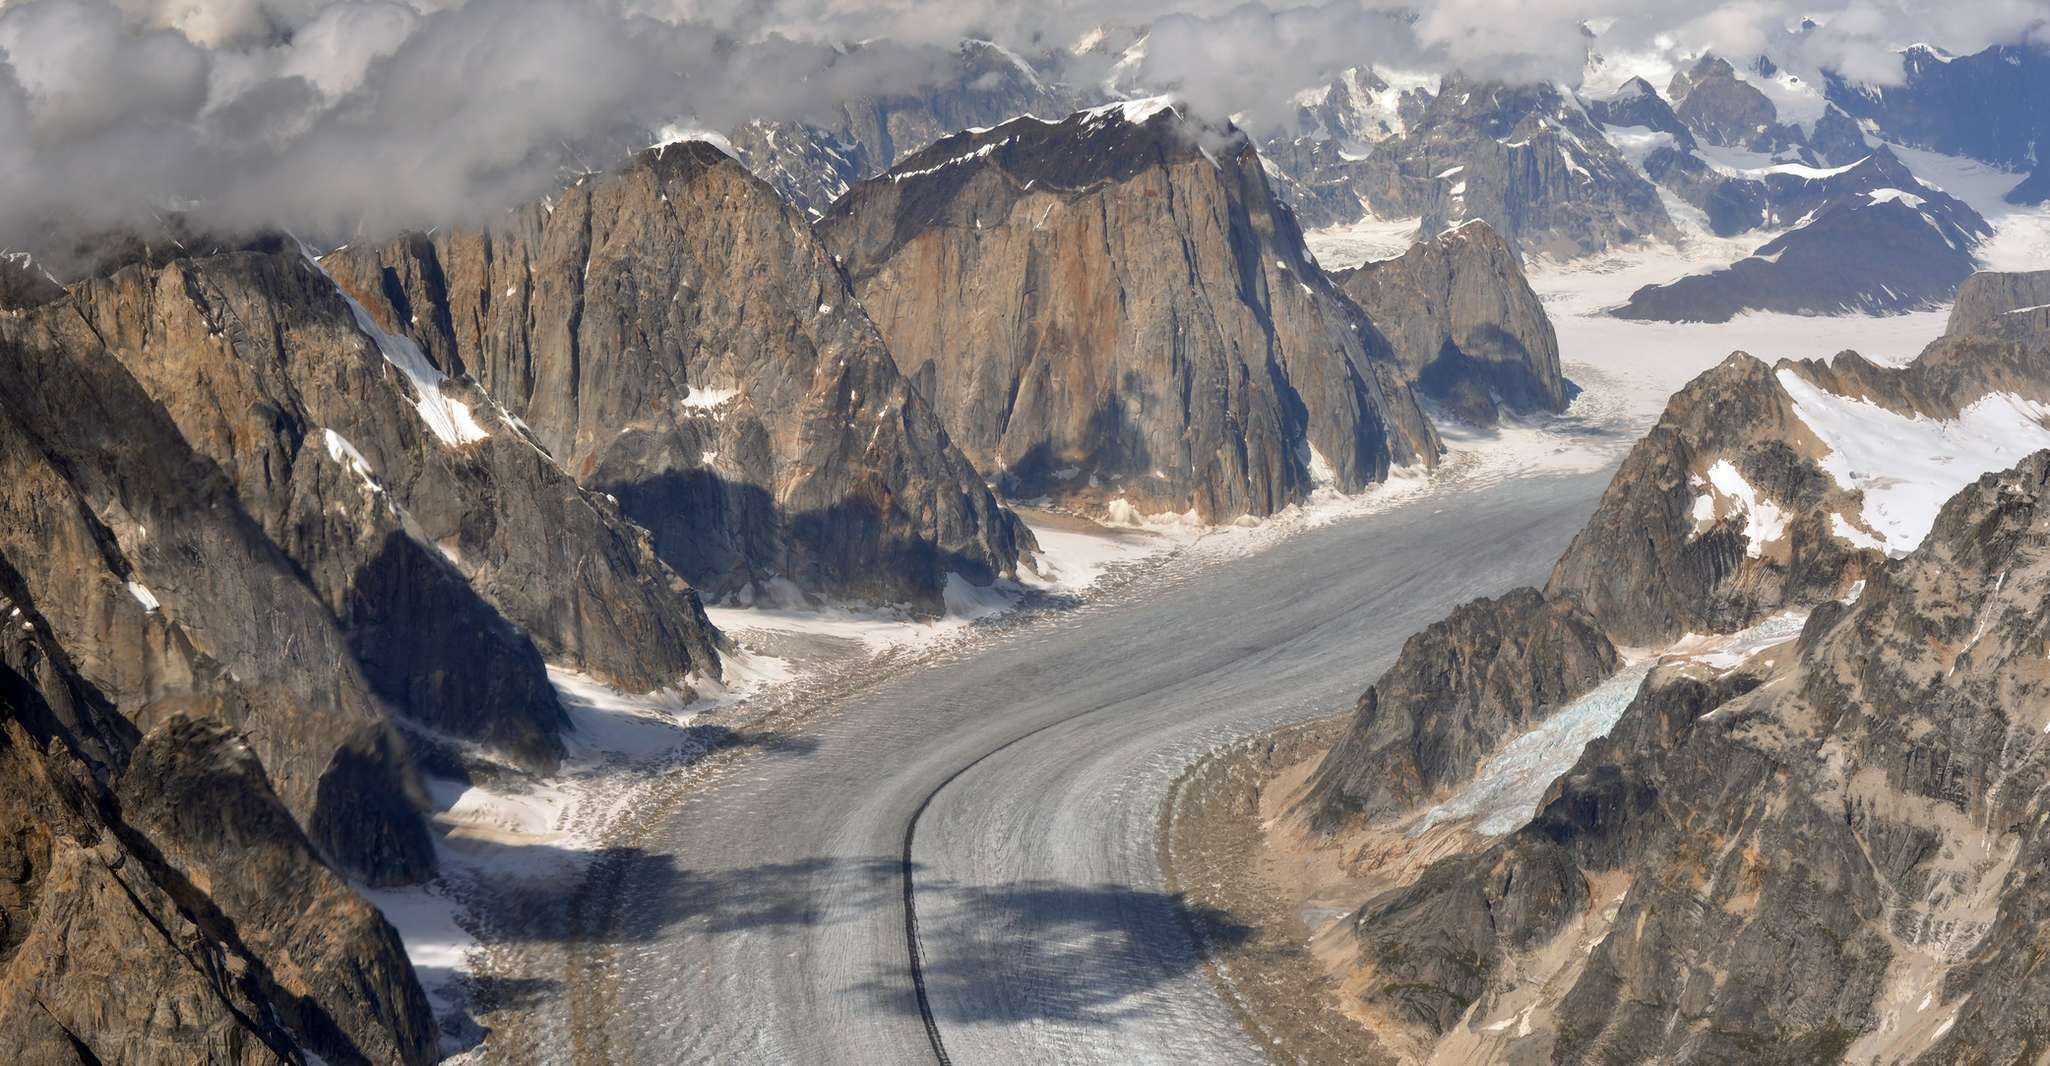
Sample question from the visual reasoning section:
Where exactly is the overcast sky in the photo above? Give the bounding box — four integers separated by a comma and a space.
1, 0, 2044, 262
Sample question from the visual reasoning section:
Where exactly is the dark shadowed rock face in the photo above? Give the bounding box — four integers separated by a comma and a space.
1303, 588, 1616, 830
329, 141, 1028, 612
1332, 220, 1569, 424
115, 716, 440, 1066
0, 604, 435, 1066
1827, 42, 2050, 169
1347, 450, 2050, 1064
1810, 104, 1873, 166
1355, 77, 1677, 258
2008, 159, 2050, 205
0, 252, 63, 310
1614, 153, 1991, 322
818, 101, 1440, 520
0, 307, 434, 885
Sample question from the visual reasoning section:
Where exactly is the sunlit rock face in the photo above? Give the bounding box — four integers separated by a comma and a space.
821, 100, 1440, 521
330, 141, 1030, 612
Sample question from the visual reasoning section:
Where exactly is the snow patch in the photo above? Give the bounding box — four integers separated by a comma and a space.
652, 124, 735, 157
125, 580, 159, 612
679, 386, 738, 409
1414, 659, 1655, 836
1705, 458, 1789, 558
1777, 369, 2050, 554
310, 253, 490, 446
1830, 511, 1886, 551
1082, 93, 1180, 126
322, 428, 381, 491
1866, 187, 1927, 208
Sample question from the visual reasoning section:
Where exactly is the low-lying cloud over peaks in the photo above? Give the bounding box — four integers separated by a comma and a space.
0, 0, 2043, 266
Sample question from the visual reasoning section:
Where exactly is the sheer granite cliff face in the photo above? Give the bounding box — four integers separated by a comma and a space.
1340, 450, 2050, 1065
818, 101, 1441, 520
328, 142, 1027, 610
1332, 220, 1569, 425
66, 245, 720, 728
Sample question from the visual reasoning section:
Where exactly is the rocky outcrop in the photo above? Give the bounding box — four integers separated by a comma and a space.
819, 100, 1440, 520
2007, 159, 2050, 206
1945, 268, 2050, 348
1332, 220, 1569, 424
1303, 588, 1616, 829
1544, 353, 1879, 645
1259, 67, 1436, 229
1614, 154, 1990, 321
1666, 55, 1806, 153
1344, 449, 2050, 1064
0, 595, 435, 1065
1584, 77, 1693, 147
63, 248, 570, 772
0, 252, 63, 310
329, 141, 1028, 611
114, 716, 439, 1065
1809, 104, 1873, 166
0, 301, 435, 884
1354, 77, 1677, 258
1549, 318, 2050, 646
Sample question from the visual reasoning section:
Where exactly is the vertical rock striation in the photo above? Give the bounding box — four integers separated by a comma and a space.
330, 142, 1028, 610
1332, 220, 1569, 425
819, 99, 1440, 519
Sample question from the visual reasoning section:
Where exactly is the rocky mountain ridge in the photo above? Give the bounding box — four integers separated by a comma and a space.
819, 99, 1442, 520
1332, 220, 1570, 424
329, 140, 1030, 612
1276, 267, 2050, 1062
0, 546, 436, 1065
1614, 146, 1992, 321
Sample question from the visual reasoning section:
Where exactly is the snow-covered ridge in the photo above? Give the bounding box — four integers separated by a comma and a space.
652, 125, 736, 158
888, 138, 1009, 182
1080, 93, 1182, 125
882, 94, 1192, 186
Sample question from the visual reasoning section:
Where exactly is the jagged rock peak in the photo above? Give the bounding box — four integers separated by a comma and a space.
1333, 219, 1570, 424
328, 139, 1031, 612
1345, 448, 2050, 1063
1303, 587, 1616, 830
821, 97, 1441, 521
1352, 76, 1678, 258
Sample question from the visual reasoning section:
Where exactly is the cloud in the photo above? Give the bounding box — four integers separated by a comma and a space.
0, 0, 2042, 267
